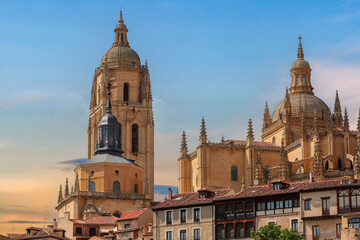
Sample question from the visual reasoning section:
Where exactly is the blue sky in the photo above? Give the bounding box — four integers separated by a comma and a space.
0, 0, 360, 233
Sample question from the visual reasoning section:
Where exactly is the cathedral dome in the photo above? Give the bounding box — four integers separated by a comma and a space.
272, 92, 329, 122
101, 45, 140, 66
291, 58, 310, 68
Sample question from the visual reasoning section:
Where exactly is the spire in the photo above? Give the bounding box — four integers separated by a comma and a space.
64, 178, 69, 197
278, 137, 291, 181
334, 90, 343, 127
247, 119, 254, 140
106, 82, 112, 114
58, 185, 63, 203
180, 130, 188, 156
120, 10, 123, 23
344, 107, 350, 132
221, 135, 225, 143
297, 35, 304, 59
74, 173, 79, 193
254, 153, 265, 185
300, 109, 306, 137
262, 101, 271, 129
327, 109, 333, 133
87, 173, 92, 193
312, 110, 319, 138
354, 108, 360, 178
200, 117, 207, 144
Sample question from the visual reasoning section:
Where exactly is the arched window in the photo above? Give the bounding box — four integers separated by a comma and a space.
296, 74, 299, 85
303, 74, 306, 85
296, 165, 304, 174
121, 33, 124, 42
272, 137, 276, 144
325, 161, 329, 170
349, 218, 360, 228
113, 212, 121, 218
113, 181, 120, 192
115, 170, 119, 176
135, 173, 138, 179
123, 83, 129, 101
231, 166, 238, 181
117, 33, 119, 42
338, 159, 342, 169
351, 161, 354, 170
132, 124, 139, 153
90, 181, 96, 192
91, 171, 94, 176
134, 184, 138, 193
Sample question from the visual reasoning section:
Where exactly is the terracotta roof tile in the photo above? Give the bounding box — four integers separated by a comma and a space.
73, 216, 119, 225
118, 209, 147, 221
152, 189, 233, 210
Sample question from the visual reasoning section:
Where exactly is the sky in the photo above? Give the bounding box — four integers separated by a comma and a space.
1, 0, 360, 234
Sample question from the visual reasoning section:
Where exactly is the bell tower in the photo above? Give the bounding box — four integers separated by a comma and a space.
88, 11, 154, 200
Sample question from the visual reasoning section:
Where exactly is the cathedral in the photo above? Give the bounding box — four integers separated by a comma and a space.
56, 11, 154, 228
179, 36, 360, 193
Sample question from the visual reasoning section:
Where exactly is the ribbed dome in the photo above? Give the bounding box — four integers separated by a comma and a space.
272, 92, 329, 122
99, 112, 119, 125
291, 58, 310, 68
101, 45, 141, 66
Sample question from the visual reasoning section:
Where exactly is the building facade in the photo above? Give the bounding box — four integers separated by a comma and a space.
179, 36, 360, 193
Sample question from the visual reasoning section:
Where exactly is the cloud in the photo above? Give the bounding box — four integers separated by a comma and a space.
1, 221, 53, 224
0, 90, 51, 112
54, 158, 88, 171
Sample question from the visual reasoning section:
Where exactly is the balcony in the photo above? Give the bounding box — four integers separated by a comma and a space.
322, 209, 330, 216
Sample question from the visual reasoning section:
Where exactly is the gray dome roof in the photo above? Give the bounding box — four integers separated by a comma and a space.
272, 92, 329, 122
99, 112, 119, 125
291, 58, 310, 68
101, 45, 140, 66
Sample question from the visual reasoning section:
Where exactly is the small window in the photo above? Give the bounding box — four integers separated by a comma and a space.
296, 74, 299, 85
257, 202, 266, 211
231, 166, 238, 181
303, 74, 306, 85
272, 137, 276, 144
113, 181, 120, 192
121, 33, 124, 42
305, 199, 311, 210
274, 183, 281, 190
294, 198, 300, 207
135, 173, 138, 179
91, 171, 94, 176
113, 212, 120, 218
225, 224, 234, 239
275, 200, 283, 209
322, 198, 330, 215
180, 230, 186, 240
291, 219, 298, 231
342, 180, 349, 185
134, 184, 138, 193
194, 208, 200, 222
268, 222, 275, 225
115, 170, 119, 176
90, 181, 96, 192
325, 161, 329, 170
284, 199, 293, 208
180, 209, 186, 223
338, 159, 342, 169
199, 192, 206, 198
166, 231, 172, 240
193, 229, 200, 240
132, 124, 139, 153
166, 211, 172, 225
125, 224, 130, 229
123, 83, 129, 101
336, 224, 342, 238
89, 228, 96, 237
75, 227, 82, 236
267, 201, 275, 210
312, 226, 319, 240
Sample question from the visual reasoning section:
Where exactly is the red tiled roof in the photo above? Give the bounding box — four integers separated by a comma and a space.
216, 180, 360, 201
88, 236, 103, 240
7, 229, 70, 240
152, 189, 233, 210
73, 216, 119, 225
118, 209, 147, 221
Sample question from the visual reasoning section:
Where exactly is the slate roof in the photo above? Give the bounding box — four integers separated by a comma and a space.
215, 180, 360, 201
72, 215, 119, 225
84, 152, 141, 167
118, 209, 147, 221
151, 188, 233, 210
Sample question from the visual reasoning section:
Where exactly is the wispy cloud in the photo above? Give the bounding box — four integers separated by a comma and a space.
53, 158, 88, 172
0, 90, 51, 112
1, 221, 53, 224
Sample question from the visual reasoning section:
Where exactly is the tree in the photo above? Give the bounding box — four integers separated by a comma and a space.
251, 223, 303, 240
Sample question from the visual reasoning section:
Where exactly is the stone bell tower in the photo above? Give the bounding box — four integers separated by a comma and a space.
88, 11, 154, 200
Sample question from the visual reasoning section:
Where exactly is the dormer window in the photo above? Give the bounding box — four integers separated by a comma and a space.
274, 183, 281, 190
199, 192, 206, 198
198, 189, 212, 199
342, 180, 349, 185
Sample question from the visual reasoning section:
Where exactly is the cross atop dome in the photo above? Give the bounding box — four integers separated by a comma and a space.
297, 35, 304, 59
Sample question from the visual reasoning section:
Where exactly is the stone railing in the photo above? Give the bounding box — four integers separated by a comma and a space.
285, 139, 302, 151
324, 170, 353, 178
291, 173, 310, 181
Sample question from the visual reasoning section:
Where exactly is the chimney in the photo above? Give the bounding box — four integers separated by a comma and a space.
53, 219, 57, 229
148, 223, 153, 233
266, 180, 270, 187
168, 188, 173, 199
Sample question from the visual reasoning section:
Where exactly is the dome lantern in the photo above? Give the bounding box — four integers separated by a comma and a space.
113, 10, 129, 47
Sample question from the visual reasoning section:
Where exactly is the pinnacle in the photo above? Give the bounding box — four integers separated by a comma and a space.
247, 119, 254, 139
297, 35, 304, 59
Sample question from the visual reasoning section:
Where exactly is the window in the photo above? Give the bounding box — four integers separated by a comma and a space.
90, 181, 96, 192
267, 201, 275, 210
180, 209, 186, 223
113, 212, 120, 218
134, 184, 138, 193
123, 83, 129, 101
322, 198, 330, 215
132, 124, 139, 153
89, 228, 96, 237
180, 230, 186, 240
296, 74, 299, 85
245, 222, 254, 238
257, 201, 266, 211
352, 189, 360, 209
268, 222, 275, 225
115, 170, 119, 176
275, 200, 283, 209
325, 161, 329, 170
303, 74, 306, 85
166, 231, 172, 240
91, 171, 94, 176
75, 227, 82, 236
235, 203, 244, 219
235, 222, 245, 238
231, 166, 238, 181
294, 198, 300, 207
166, 211, 172, 225
312, 226, 319, 240
338, 159, 342, 169
284, 199, 292, 208
216, 225, 224, 239
339, 190, 350, 212
336, 224, 342, 238
113, 181, 120, 192
342, 180, 349, 185
304, 199, 311, 210
349, 218, 360, 228
272, 137, 276, 144
291, 219, 298, 231
193, 229, 200, 240
216, 205, 225, 221
274, 183, 281, 190
225, 204, 234, 220
125, 224, 130, 229
121, 33, 124, 42
194, 208, 200, 222
245, 201, 254, 217
226, 224, 234, 239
